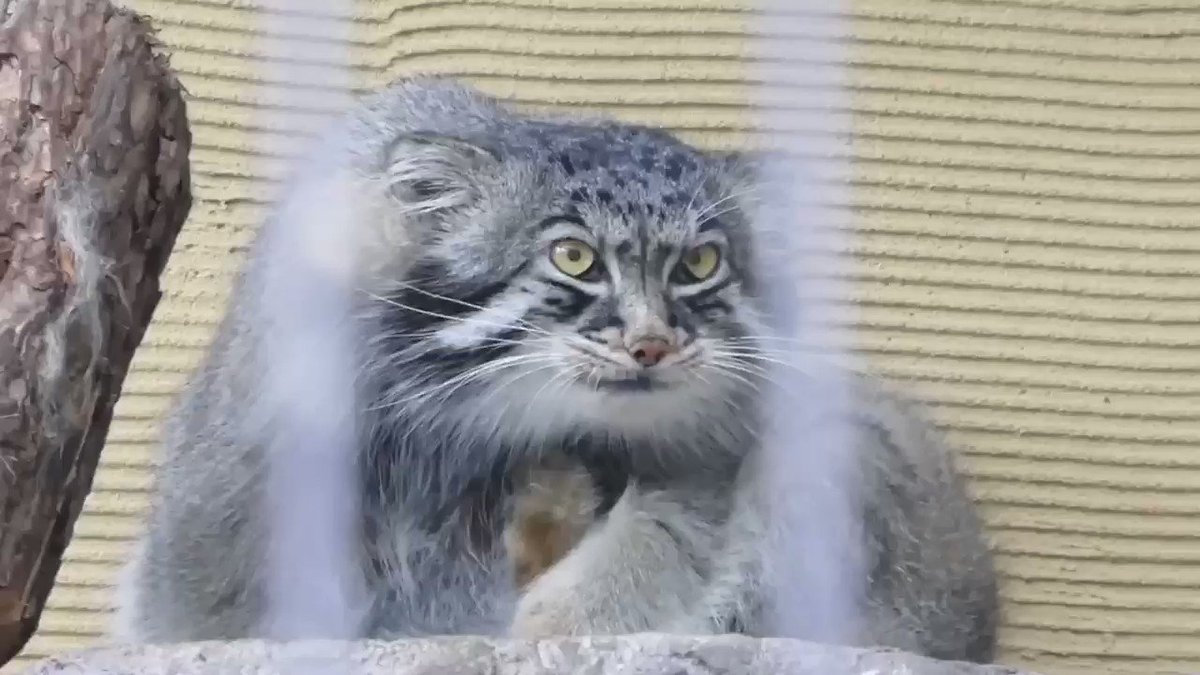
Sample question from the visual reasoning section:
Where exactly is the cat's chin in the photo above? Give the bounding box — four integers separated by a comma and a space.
470, 375, 735, 449
470, 362, 738, 442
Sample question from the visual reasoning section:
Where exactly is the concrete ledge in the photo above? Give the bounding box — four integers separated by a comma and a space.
23, 634, 1038, 674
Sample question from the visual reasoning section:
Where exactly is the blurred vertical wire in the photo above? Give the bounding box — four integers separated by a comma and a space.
255, 0, 363, 667
749, 0, 867, 644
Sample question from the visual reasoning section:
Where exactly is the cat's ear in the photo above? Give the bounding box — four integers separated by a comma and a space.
384, 132, 501, 213
712, 149, 766, 209
716, 149, 765, 185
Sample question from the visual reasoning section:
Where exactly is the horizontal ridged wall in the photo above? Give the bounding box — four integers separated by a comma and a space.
10, 2, 1200, 674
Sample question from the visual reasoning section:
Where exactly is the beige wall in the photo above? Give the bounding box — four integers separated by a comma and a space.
10, 1, 1200, 673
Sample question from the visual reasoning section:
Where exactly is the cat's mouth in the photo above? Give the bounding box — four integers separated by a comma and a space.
592, 373, 664, 393
564, 345, 682, 393
561, 341, 703, 394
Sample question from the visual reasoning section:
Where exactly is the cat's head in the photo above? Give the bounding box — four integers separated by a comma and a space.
358, 80, 768, 445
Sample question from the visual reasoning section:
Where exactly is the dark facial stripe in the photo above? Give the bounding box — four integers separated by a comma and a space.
422, 327, 524, 376
668, 300, 699, 336
679, 275, 736, 304
391, 259, 526, 334
540, 275, 593, 297
685, 296, 733, 316
578, 299, 618, 334
543, 294, 596, 322
534, 276, 597, 320
538, 214, 586, 231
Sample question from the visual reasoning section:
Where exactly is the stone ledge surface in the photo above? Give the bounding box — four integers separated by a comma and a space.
22, 634, 1039, 674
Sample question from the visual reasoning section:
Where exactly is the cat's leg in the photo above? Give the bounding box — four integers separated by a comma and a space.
673, 376, 1000, 662
508, 482, 727, 637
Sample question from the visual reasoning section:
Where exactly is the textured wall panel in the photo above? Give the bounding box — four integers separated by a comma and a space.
9, 1, 1199, 674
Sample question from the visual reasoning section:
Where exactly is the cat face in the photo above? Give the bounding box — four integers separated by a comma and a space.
366, 120, 767, 441
519, 208, 754, 393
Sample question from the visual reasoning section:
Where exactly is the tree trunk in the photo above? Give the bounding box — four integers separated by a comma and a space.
0, 0, 191, 666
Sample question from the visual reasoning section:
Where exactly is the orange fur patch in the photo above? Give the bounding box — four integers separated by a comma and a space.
504, 460, 599, 590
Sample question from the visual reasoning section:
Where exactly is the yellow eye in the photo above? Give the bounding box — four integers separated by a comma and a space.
677, 243, 721, 282
550, 239, 598, 278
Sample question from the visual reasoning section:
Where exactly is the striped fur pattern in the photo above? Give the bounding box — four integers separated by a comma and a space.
117, 79, 997, 661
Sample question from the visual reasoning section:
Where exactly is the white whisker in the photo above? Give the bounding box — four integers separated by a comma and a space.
376, 279, 545, 334
361, 290, 553, 339
693, 185, 760, 224
371, 352, 553, 411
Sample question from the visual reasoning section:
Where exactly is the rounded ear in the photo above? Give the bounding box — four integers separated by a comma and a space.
384, 132, 501, 214
716, 149, 766, 187
710, 149, 767, 213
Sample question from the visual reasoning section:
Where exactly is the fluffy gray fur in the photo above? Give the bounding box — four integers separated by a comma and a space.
116, 78, 997, 662
664, 376, 999, 661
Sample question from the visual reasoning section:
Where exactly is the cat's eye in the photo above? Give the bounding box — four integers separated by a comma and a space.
550, 239, 598, 278
675, 243, 721, 283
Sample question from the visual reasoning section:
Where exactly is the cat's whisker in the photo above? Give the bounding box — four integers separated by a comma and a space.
527, 363, 586, 408
692, 203, 744, 227
367, 321, 532, 344
711, 347, 802, 368
710, 352, 830, 385
702, 359, 771, 391
471, 361, 571, 433
686, 364, 718, 389
714, 341, 837, 364
371, 279, 549, 336
726, 334, 829, 346
361, 290, 554, 340
710, 356, 770, 374
426, 354, 560, 406
582, 364, 605, 391
489, 362, 565, 407
371, 353, 554, 410
693, 185, 759, 223
567, 345, 632, 371
684, 180, 708, 214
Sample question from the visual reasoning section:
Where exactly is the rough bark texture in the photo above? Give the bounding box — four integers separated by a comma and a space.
0, 0, 191, 666
20, 635, 1041, 674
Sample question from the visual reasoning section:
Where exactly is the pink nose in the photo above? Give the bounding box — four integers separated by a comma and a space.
628, 338, 675, 367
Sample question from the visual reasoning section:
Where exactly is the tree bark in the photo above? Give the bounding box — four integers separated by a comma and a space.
0, 0, 191, 666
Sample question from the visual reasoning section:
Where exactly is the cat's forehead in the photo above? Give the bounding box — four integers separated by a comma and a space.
516, 122, 723, 242
536, 123, 705, 180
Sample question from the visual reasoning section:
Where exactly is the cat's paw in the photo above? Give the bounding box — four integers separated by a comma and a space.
508, 592, 583, 639
506, 593, 576, 634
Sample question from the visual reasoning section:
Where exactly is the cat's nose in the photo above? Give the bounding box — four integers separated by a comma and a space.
628, 337, 676, 367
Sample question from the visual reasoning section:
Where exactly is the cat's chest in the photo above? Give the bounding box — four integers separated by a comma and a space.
508, 432, 734, 519
557, 435, 633, 516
